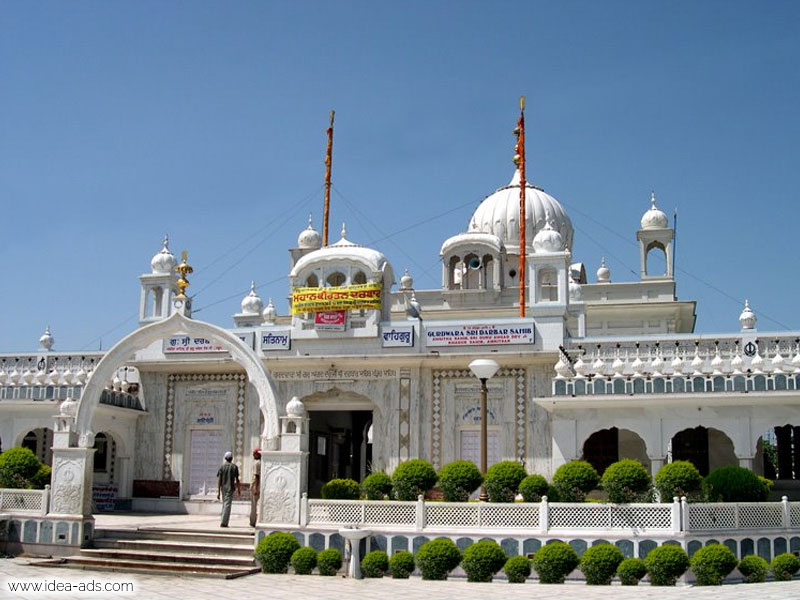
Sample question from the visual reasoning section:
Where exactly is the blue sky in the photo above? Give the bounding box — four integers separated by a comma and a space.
1, 1, 798, 352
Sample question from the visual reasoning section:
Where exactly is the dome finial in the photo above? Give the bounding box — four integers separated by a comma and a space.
641, 191, 668, 229
341, 222, 347, 239
597, 256, 611, 283
39, 325, 54, 351
241, 280, 263, 315
307, 213, 313, 227
151, 234, 176, 274
297, 215, 322, 249
739, 299, 757, 330
650, 190, 657, 208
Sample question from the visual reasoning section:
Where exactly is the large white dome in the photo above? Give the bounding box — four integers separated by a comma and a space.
468, 171, 573, 252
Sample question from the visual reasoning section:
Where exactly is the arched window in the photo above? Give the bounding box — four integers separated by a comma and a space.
326, 271, 346, 287
306, 273, 319, 287
94, 433, 108, 473
352, 271, 367, 285
645, 242, 667, 276
538, 267, 558, 302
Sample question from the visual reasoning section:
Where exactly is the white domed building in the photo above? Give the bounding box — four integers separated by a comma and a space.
2, 117, 799, 566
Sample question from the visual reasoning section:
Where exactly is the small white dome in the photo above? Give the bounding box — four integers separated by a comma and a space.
532, 212, 565, 253
739, 299, 757, 330
151, 235, 176, 274
262, 298, 277, 323
39, 325, 54, 351
400, 268, 414, 290
596, 257, 611, 283
298, 215, 322, 250
286, 396, 306, 417
240, 281, 264, 315
641, 192, 669, 230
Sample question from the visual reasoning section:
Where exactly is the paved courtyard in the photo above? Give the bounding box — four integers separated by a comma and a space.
1, 556, 799, 600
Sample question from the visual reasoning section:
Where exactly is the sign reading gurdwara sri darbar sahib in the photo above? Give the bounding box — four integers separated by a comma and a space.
291, 282, 382, 314
425, 323, 535, 347
164, 335, 227, 353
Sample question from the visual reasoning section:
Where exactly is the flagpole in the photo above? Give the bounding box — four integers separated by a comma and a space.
323, 110, 335, 247
515, 97, 526, 318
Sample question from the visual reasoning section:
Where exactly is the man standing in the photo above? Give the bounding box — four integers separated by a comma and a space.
249, 447, 261, 527
217, 451, 240, 528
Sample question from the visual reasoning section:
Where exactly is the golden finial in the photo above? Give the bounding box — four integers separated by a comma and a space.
174, 250, 193, 299
519, 95, 526, 111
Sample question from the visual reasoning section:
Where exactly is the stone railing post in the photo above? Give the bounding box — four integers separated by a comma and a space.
681, 496, 688, 532
671, 496, 682, 533
41, 485, 51, 516
300, 492, 309, 526
540, 496, 549, 533
415, 495, 426, 531
782, 496, 790, 529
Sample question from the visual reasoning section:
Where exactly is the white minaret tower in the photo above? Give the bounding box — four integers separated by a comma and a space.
139, 236, 179, 325
637, 191, 674, 280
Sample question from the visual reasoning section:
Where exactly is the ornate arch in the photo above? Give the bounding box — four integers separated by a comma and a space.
74, 311, 281, 449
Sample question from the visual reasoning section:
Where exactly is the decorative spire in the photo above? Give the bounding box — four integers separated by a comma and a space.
39, 325, 54, 351
340, 222, 347, 239
650, 190, 657, 208
174, 250, 193, 299
514, 95, 527, 318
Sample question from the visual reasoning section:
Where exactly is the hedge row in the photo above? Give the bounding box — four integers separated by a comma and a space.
255, 532, 800, 584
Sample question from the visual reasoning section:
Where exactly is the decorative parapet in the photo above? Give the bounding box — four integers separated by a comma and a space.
554, 333, 800, 397
0, 487, 50, 515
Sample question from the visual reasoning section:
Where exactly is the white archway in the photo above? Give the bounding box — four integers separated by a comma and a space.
75, 311, 281, 449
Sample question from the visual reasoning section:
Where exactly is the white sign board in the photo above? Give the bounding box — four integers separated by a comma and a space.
425, 323, 534, 347
260, 329, 291, 351
233, 331, 255, 349
381, 325, 414, 347
164, 335, 226, 353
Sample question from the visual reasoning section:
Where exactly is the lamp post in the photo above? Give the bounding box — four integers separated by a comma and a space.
469, 358, 500, 502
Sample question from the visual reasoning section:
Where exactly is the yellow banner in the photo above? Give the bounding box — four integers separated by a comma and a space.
291, 282, 382, 314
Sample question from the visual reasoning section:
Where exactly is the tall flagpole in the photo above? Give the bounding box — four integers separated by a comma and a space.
323, 110, 335, 247
514, 97, 526, 318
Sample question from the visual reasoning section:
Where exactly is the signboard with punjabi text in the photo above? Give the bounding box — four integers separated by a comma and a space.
291, 282, 382, 314
425, 323, 534, 347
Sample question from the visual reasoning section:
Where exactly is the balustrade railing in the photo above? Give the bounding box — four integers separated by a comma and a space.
0, 486, 50, 515
303, 495, 799, 536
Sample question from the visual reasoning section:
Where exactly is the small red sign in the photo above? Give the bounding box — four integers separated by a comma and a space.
314, 310, 346, 331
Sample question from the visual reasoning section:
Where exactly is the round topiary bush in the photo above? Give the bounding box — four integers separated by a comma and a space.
460, 540, 507, 582
503, 555, 532, 583
0, 447, 42, 489
30, 463, 51, 489
601, 460, 652, 504
320, 478, 361, 500
738, 554, 768, 583
771, 552, 800, 581
317, 548, 343, 576
255, 531, 301, 573
392, 459, 438, 501
361, 549, 389, 578
531, 541, 579, 584
551, 460, 600, 502
689, 544, 738, 585
437, 460, 483, 502
704, 466, 770, 502
361, 472, 393, 500
415, 538, 462, 580
654, 461, 703, 501
580, 543, 624, 585
290, 546, 318, 575
484, 461, 527, 503
617, 557, 648, 585
519, 474, 549, 503
644, 544, 689, 586
389, 550, 415, 578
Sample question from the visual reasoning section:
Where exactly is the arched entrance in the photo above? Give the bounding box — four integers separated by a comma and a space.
20, 427, 53, 465
671, 426, 737, 476
581, 427, 650, 475
301, 388, 374, 498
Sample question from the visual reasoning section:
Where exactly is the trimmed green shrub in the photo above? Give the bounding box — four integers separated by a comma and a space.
704, 466, 769, 502
580, 543, 624, 585
690, 544, 737, 585
317, 548, 342, 576
771, 552, 800, 581
654, 460, 703, 501
361, 549, 389, 578
361, 472, 393, 500
392, 459, 438, 501
320, 478, 360, 500
0, 447, 41, 489
531, 541, 579, 584
519, 474, 549, 503
389, 550, 415, 578
30, 464, 51, 489
503, 555, 532, 583
738, 554, 768, 583
644, 544, 689, 586
255, 531, 301, 573
437, 460, 483, 502
290, 546, 317, 575
601, 460, 651, 504
460, 540, 507, 582
552, 460, 599, 502
415, 538, 462, 580
484, 461, 527, 503
617, 557, 648, 585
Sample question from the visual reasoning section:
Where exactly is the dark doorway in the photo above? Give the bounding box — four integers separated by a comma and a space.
583, 428, 619, 476
308, 410, 372, 498
673, 426, 710, 476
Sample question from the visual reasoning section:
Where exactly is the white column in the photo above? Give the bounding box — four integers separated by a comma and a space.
49, 447, 95, 517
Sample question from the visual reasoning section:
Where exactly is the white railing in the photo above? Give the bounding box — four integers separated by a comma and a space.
0, 486, 49, 515
303, 495, 800, 536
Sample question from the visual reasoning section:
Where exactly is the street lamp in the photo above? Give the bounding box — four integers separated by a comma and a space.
469, 358, 500, 502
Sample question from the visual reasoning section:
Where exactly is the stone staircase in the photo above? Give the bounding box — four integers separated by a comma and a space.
34, 527, 260, 579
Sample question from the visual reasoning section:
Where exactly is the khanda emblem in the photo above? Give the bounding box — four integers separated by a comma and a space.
743, 341, 757, 357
